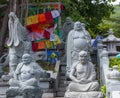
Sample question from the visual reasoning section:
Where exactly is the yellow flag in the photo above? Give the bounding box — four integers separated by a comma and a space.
26, 15, 38, 25
45, 40, 52, 48
54, 35, 61, 45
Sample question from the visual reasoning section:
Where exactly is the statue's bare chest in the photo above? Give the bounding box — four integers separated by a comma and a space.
20, 65, 33, 81
76, 64, 87, 74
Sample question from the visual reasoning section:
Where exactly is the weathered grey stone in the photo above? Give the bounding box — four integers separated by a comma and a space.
0, 54, 9, 76
0, 66, 3, 77
42, 93, 54, 98
107, 66, 120, 80
65, 91, 103, 98
40, 82, 50, 89
62, 17, 74, 42
35, 51, 47, 61
66, 21, 91, 75
97, 40, 120, 98
111, 91, 120, 98
1, 74, 11, 81
65, 51, 103, 98
7, 12, 33, 77
6, 54, 46, 98
102, 28, 120, 57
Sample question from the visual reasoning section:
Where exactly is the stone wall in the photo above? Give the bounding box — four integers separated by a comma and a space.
97, 40, 120, 98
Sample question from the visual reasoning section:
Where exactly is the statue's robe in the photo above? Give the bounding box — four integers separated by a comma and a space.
68, 61, 99, 92
65, 61, 103, 98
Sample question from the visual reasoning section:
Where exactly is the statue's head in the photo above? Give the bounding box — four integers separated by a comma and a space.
79, 51, 88, 64
66, 17, 72, 24
9, 12, 17, 21
22, 54, 32, 64
81, 23, 86, 30
74, 21, 82, 31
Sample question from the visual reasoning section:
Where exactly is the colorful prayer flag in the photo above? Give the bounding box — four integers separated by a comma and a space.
45, 40, 53, 48
38, 13, 46, 24
26, 15, 38, 25
54, 35, 61, 45
37, 41, 45, 49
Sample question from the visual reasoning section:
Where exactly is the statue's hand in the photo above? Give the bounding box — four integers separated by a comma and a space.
74, 79, 80, 83
80, 78, 87, 81
87, 79, 92, 82
79, 78, 90, 83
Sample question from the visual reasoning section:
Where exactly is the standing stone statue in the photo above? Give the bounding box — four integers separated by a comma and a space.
58, 17, 74, 64
66, 21, 91, 75
6, 53, 46, 98
7, 12, 33, 77
62, 17, 74, 42
65, 51, 103, 98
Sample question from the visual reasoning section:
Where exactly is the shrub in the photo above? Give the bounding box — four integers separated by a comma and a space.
101, 85, 106, 98
109, 58, 120, 71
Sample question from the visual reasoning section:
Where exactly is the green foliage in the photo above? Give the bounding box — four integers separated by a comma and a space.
101, 85, 106, 98
28, 0, 118, 37
108, 6, 120, 37
109, 58, 120, 71
16, 0, 116, 37
100, 6, 120, 37
2, 66, 9, 72
37, 60, 55, 72
59, 0, 114, 37
0, 0, 116, 38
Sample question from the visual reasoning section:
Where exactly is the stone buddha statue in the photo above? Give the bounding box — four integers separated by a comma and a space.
65, 51, 103, 98
66, 21, 91, 75
6, 53, 46, 98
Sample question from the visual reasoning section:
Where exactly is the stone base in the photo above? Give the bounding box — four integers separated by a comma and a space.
6, 87, 43, 98
15, 96, 23, 98
42, 93, 54, 98
64, 91, 103, 98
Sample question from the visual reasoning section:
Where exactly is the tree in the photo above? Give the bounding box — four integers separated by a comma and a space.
0, 0, 116, 55
99, 5, 120, 37
60, 0, 115, 37
0, 0, 10, 55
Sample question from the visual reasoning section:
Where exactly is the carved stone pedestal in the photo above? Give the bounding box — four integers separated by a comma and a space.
64, 91, 103, 98
6, 87, 43, 98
